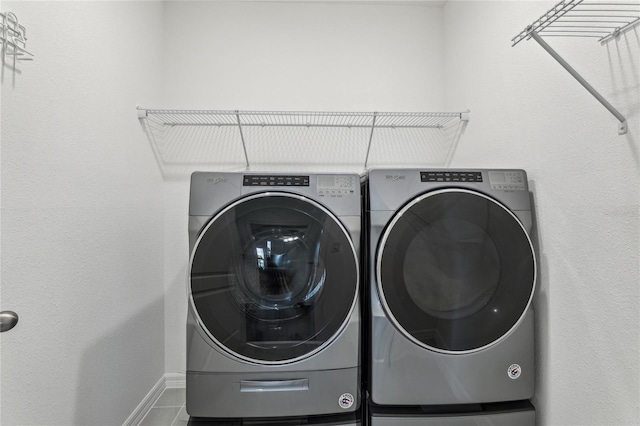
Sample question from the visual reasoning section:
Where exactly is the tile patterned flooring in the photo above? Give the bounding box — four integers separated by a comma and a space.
137, 387, 362, 425
138, 387, 188, 426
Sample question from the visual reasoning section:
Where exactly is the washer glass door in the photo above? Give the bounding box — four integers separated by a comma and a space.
377, 189, 535, 353
190, 193, 358, 364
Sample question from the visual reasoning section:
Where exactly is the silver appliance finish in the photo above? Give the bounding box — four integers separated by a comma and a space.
187, 171, 361, 419
0, 311, 19, 332
370, 410, 535, 426
368, 168, 536, 406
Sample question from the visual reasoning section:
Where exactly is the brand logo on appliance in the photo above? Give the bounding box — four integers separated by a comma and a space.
207, 176, 227, 185
385, 175, 406, 181
508, 364, 522, 379
338, 393, 354, 409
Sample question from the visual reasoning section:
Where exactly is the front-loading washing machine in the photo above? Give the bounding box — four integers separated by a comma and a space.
366, 168, 536, 423
187, 172, 362, 422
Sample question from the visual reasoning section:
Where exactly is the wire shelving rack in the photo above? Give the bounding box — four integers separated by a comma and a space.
512, 0, 640, 135
137, 109, 470, 178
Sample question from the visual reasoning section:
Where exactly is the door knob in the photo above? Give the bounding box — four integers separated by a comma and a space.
0, 311, 19, 332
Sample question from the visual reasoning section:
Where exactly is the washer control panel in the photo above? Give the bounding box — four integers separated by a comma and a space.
317, 175, 357, 196
421, 171, 483, 183
243, 175, 309, 187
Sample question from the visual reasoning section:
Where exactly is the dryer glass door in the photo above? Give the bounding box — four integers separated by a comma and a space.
377, 189, 535, 353
190, 193, 358, 364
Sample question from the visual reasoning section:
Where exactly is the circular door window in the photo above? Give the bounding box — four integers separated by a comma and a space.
190, 193, 358, 364
377, 189, 535, 353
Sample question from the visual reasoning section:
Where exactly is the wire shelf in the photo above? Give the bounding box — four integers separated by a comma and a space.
142, 109, 463, 128
512, 0, 640, 46
511, 0, 637, 134
137, 109, 470, 178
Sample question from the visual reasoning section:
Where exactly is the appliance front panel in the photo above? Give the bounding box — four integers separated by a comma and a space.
189, 192, 359, 364
368, 169, 532, 213
376, 188, 535, 353
369, 309, 535, 405
190, 172, 361, 217
187, 367, 360, 418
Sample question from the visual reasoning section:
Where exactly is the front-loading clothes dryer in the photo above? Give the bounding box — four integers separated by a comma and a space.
187, 172, 361, 420
367, 168, 536, 407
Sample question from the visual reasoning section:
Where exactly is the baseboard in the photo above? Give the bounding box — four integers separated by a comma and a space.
122, 373, 185, 426
165, 372, 186, 388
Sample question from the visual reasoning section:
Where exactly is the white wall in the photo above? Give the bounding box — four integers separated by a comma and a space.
443, 1, 639, 425
2, 2, 637, 425
162, 3, 640, 424
0, 2, 165, 424
159, 0, 447, 376
160, 1, 445, 112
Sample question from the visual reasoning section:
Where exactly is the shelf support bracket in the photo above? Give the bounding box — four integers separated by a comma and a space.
363, 112, 378, 171
235, 110, 250, 169
528, 30, 627, 135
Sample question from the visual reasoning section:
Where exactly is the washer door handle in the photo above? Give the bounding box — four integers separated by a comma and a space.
0, 311, 18, 332
240, 379, 309, 392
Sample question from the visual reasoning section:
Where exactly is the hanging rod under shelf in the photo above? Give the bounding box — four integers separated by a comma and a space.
512, 0, 638, 135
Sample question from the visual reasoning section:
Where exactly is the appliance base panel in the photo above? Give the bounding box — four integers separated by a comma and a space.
187, 367, 359, 418
369, 401, 535, 426
188, 411, 360, 425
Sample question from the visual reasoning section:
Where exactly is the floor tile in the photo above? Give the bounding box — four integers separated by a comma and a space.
154, 387, 186, 407
139, 406, 182, 426
172, 407, 189, 426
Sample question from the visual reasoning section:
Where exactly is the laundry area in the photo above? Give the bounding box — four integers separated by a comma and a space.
0, 1, 638, 426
